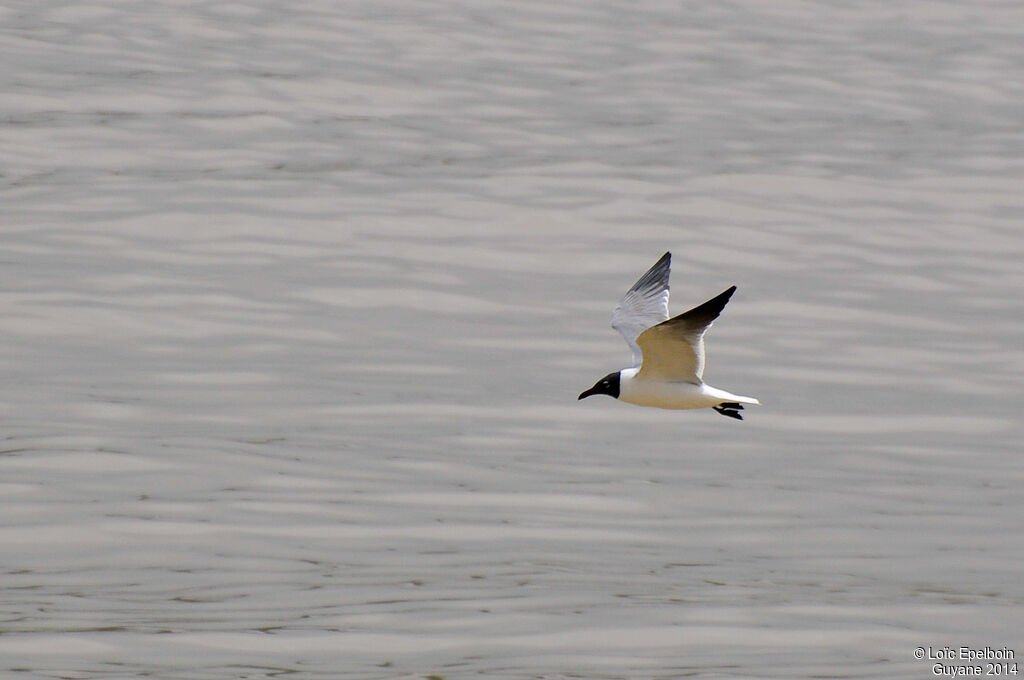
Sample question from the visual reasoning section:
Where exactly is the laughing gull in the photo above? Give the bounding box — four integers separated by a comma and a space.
578, 252, 760, 419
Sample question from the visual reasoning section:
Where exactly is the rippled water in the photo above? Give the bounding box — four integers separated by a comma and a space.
2, 1, 1022, 678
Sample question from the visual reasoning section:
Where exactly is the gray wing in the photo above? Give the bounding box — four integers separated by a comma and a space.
636, 286, 736, 382
611, 252, 671, 367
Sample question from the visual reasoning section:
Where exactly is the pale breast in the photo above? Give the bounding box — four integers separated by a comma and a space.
618, 370, 721, 410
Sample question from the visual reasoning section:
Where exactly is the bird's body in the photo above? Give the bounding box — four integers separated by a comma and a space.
578, 252, 759, 419
618, 367, 757, 410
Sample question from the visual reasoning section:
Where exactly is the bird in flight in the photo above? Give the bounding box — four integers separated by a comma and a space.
578, 252, 760, 419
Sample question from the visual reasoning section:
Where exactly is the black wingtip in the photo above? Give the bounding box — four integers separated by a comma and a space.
628, 251, 672, 294
672, 285, 736, 326
649, 251, 671, 273
713, 285, 737, 306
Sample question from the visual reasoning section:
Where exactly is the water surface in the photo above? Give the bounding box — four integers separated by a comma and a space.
2, 1, 1022, 678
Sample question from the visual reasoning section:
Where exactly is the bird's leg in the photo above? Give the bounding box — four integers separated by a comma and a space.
712, 403, 744, 420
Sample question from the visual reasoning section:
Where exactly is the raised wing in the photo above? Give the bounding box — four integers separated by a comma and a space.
611, 252, 671, 367
635, 286, 736, 383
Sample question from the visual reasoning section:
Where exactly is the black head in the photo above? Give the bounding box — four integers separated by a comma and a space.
578, 371, 621, 400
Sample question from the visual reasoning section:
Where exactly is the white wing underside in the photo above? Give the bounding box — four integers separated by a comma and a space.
611, 253, 671, 367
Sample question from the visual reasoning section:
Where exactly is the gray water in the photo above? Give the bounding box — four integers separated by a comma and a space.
2, 1, 1022, 678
